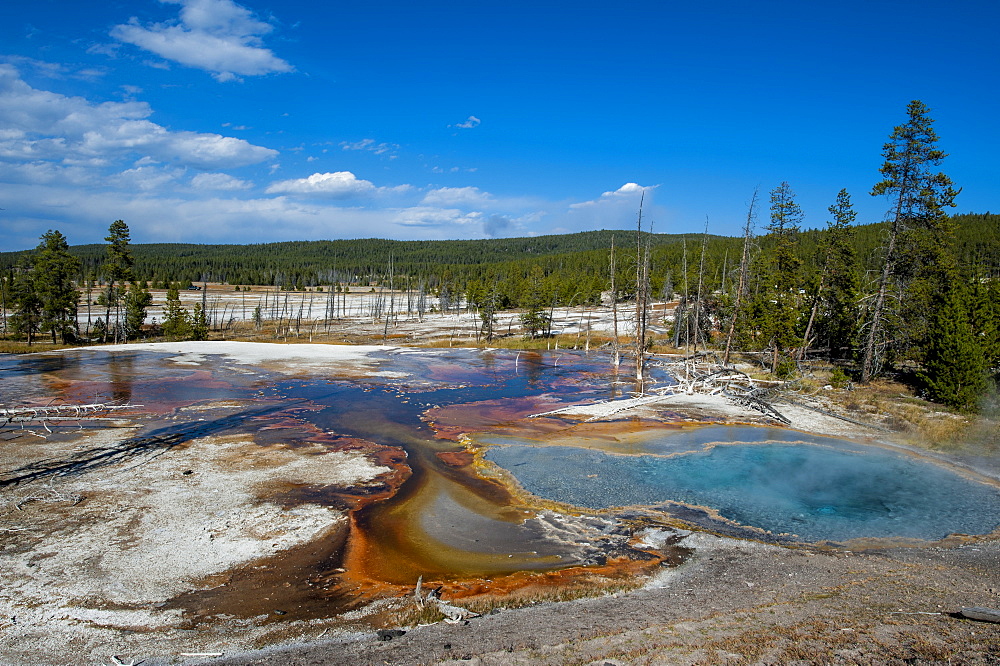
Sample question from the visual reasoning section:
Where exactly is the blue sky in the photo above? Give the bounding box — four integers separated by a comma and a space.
1, 0, 997, 251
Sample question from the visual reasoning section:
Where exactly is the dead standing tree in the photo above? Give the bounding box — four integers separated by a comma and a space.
634, 192, 650, 386
610, 235, 621, 368
722, 188, 759, 366
692, 217, 710, 353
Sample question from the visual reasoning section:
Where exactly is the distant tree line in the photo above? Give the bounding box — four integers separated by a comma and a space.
2, 101, 997, 412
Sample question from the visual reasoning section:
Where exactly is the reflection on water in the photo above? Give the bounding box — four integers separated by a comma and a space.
485, 429, 1000, 543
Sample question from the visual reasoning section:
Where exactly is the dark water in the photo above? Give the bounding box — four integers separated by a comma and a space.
485, 431, 1000, 542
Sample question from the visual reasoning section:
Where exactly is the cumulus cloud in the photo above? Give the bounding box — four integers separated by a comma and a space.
564, 182, 660, 230
111, 0, 293, 81
421, 186, 493, 207
0, 64, 277, 169
191, 172, 252, 190
451, 115, 481, 129
569, 182, 654, 209
265, 171, 378, 198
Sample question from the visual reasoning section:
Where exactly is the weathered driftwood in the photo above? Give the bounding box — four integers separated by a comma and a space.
527, 358, 792, 425
724, 386, 791, 426
413, 577, 480, 624
0, 402, 140, 424
959, 607, 1000, 623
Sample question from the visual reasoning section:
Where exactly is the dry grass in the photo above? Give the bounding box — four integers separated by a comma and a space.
0, 340, 78, 354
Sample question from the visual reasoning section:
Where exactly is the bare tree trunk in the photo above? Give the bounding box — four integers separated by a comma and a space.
85, 280, 92, 338
635, 192, 647, 385
610, 236, 620, 368
103, 279, 114, 343
383, 255, 394, 342
860, 224, 899, 382
0, 277, 7, 336
799, 293, 821, 361
681, 238, 689, 351
693, 217, 709, 353
723, 188, 758, 366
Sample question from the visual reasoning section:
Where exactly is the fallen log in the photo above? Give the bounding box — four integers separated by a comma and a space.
1, 403, 141, 425
959, 607, 1000, 623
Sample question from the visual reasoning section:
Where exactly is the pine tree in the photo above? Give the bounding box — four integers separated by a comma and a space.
919, 285, 987, 412
970, 277, 1000, 374
760, 182, 803, 372
191, 302, 209, 341
520, 265, 551, 338
162, 286, 192, 339
33, 230, 81, 344
766, 182, 803, 292
9, 262, 42, 344
122, 281, 152, 340
102, 220, 135, 343
804, 189, 860, 359
861, 101, 960, 382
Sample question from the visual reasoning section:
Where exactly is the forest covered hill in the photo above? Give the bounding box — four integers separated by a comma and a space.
2, 213, 997, 293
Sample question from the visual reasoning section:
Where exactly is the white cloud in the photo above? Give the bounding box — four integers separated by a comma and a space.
565, 182, 661, 230
451, 115, 481, 129
421, 186, 493, 207
0, 64, 277, 169
266, 171, 377, 198
0, 178, 507, 248
340, 138, 399, 157
109, 165, 181, 191
392, 206, 483, 230
111, 0, 293, 81
569, 182, 654, 209
191, 172, 252, 190
0, 55, 106, 82
0, 160, 97, 187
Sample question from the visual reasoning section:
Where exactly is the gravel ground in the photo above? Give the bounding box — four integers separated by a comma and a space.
216, 532, 1000, 665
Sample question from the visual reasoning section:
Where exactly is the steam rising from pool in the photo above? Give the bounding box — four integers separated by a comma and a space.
483, 428, 1000, 543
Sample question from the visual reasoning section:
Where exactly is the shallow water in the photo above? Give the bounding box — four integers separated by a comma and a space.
4, 343, 999, 579
484, 428, 1000, 543
0, 346, 628, 588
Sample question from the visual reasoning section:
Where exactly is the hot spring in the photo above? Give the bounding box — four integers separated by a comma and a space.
481, 426, 1000, 543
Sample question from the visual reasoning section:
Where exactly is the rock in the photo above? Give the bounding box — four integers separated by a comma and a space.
377, 629, 406, 641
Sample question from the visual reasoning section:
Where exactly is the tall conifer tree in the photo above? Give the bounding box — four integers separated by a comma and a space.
861, 101, 959, 381
920, 285, 986, 412
102, 220, 135, 343
33, 230, 81, 344
760, 182, 803, 372
807, 189, 860, 359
